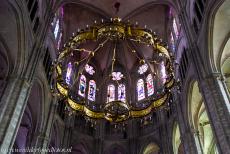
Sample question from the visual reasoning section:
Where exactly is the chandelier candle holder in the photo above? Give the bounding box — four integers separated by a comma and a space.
52, 17, 175, 123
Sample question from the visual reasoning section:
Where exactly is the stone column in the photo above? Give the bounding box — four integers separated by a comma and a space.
158, 110, 171, 154
0, 4, 53, 152
128, 119, 138, 154
62, 115, 75, 150
174, 94, 198, 154
198, 73, 230, 153
0, 76, 31, 153
34, 95, 58, 152
94, 120, 105, 154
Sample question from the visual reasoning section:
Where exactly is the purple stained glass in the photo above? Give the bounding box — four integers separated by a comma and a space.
112, 72, 123, 81
88, 80, 96, 101
118, 84, 126, 102
161, 62, 167, 83
146, 74, 154, 96
78, 75, 87, 97
107, 84, 115, 102
137, 79, 145, 101
173, 18, 179, 38
65, 62, 72, 85
138, 64, 148, 74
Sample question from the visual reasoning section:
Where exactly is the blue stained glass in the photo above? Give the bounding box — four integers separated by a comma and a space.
88, 80, 96, 101
137, 79, 145, 101
78, 75, 87, 97
66, 62, 72, 85
118, 84, 126, 102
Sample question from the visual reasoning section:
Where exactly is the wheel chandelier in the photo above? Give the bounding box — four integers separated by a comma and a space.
51, 18, 175, 123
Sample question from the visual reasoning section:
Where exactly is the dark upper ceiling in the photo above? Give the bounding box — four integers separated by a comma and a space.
60, 1, 171, 73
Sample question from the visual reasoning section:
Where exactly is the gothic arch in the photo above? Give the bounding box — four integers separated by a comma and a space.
0, 42, 10, 98
139, 138, 161, 154
0, 1, 28, 75
14, 79, 46, 148
123, 1, 179, 20
141, 142, 160, 154
187, 80, 218, 154
49, 121, 61, 148
14, 106, 33, 149
72, 142, 89, 154
52, 0, 110, 20
104, 143, 127, 154
172, 122, 183, 154
207, 0, 230, 73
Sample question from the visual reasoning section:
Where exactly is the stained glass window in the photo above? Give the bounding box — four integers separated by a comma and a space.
85, 64, 95, 75
78, 75, 87, 97
146, 74, 154, 96
118, 84, 126, 102
171, 32, 175, 51
138, 64, 148, 74
65, 62, 72, 85
161, 62, 167, 83
173, 18, 179, 38
54, 19, 59, 39
88, 80, 96, 101
137, 79, 145, 101
107, 84, 115, 102
112, 72, 123, 81
57, 32, 62, 50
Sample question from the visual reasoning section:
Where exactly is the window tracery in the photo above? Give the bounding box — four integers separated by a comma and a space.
112, 72, 123, 81
138, 64, 148, 74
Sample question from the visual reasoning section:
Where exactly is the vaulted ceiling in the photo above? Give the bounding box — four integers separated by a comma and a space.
60, 1, 172, 73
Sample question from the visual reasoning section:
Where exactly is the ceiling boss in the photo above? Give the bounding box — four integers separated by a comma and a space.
51, 17, 176, 124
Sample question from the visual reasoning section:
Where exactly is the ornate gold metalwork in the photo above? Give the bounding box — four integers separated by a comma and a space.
53, 18, 175, 122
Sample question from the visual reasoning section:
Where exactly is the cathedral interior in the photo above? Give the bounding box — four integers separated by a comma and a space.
0, 0, 229, 154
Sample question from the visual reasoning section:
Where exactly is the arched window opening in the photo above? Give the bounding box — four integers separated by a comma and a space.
146, 74, 154, 96
65, 62, 72, 85
189, 81, 217, 154
107, 84, 115, 102
88, 80, 96, 101
118, 84, 126, 102
137, 79, 145, 101
78, 75, 87, 97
